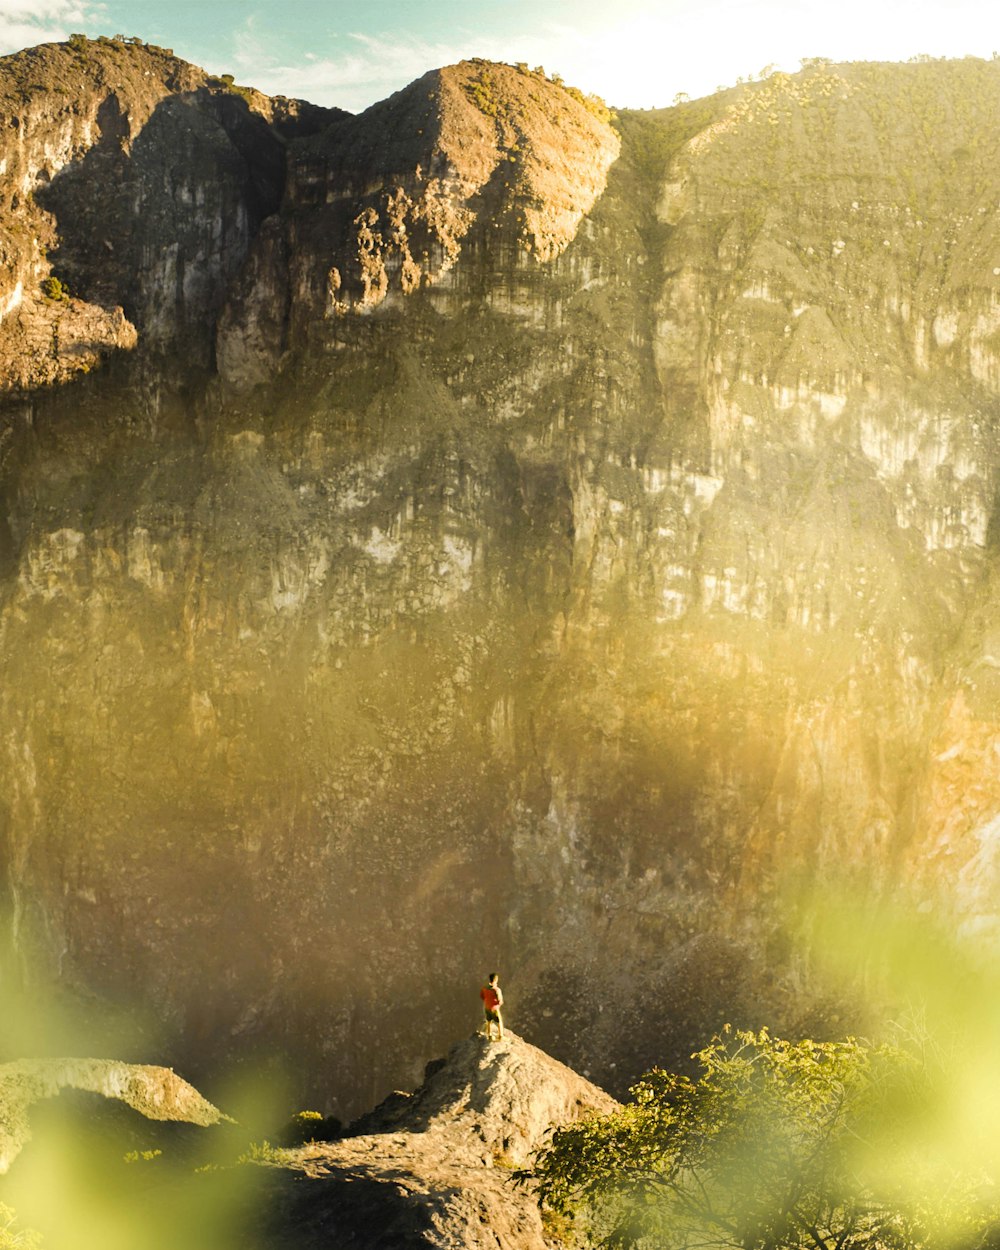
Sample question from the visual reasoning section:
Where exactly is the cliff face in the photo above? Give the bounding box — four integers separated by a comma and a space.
1, 43, 999, 1118
0, 38, 338, 386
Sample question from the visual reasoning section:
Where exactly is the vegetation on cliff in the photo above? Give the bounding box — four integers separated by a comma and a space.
462, 58, 614, 126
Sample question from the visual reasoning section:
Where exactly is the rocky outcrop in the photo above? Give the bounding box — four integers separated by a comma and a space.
256, 1032, 616, 1249
0, 1035, 613, 1249
217, 59, 619, 385
0, 1056, 226, 1171
0, 37, 340, 386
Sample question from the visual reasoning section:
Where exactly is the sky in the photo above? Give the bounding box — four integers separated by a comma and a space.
0, 0, 998, 114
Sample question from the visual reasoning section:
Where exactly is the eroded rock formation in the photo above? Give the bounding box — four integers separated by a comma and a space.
0, 1056, 226, 1170
0, 1034, 612, 1249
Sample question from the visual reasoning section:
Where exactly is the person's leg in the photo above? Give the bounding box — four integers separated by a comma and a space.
496, 1010, 504, 1041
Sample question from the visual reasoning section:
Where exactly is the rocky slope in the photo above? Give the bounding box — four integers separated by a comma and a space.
0, 1036, 612, 1250
255, 1032, 616, 1249
2, 40, 1000, 1121
0, 37, 337, 387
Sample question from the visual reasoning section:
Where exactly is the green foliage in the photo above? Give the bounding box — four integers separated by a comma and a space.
40, 277, 68, 303
209, 73, 255, 104
123, 1148, 163, 1164
524, 1028, 954, 1250
236, 1139, 285, 1165
278, 1109, 342, 1146
561, 81, 614, 125
0, 1204, 41, 1250
67, 33, 87, 51
617, 97, 725, 185
462, 61, 613, 127
540, 1203, 576, 1246
464, 66, 500, 118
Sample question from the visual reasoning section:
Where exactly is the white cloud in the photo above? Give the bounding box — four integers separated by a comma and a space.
225, 26, 473, 112
0, 0, 102, 56
213, 5, 876, 115
223, 22, 621, 114
0, 0, 77, 17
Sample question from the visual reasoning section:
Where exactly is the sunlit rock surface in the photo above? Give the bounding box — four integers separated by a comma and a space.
256, 1032, 616, 1250
0, 1057, 226, 1171
2, 43, 1000, 1117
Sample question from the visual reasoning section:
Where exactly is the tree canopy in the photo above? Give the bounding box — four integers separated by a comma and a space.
525, 1027, 995, 1250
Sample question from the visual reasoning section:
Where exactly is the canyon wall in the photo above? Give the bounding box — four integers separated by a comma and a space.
2, 42, 999, 1116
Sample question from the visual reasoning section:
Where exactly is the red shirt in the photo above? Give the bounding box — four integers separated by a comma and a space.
481, 984, 501, 1010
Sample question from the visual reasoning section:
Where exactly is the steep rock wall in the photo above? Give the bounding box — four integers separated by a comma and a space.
0, 38, 338, 386
2, 50, 1000, 1118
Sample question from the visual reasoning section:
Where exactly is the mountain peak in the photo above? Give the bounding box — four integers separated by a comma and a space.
238, 57, 621, 339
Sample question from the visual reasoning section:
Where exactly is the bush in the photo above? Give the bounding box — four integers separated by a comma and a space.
0, 1202, 41, 1250
40, 277, 68, 302
522, 1028, 966, 1250
278, 1109, 342, 1147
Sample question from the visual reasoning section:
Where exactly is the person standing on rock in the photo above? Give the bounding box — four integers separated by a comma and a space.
480, 972, 504, 1041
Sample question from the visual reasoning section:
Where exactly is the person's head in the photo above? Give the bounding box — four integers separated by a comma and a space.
488, 972, 499, 985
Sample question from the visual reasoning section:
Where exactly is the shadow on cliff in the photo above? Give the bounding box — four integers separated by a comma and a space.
34, 86, 293, 370
254, 1170, 439, 1250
